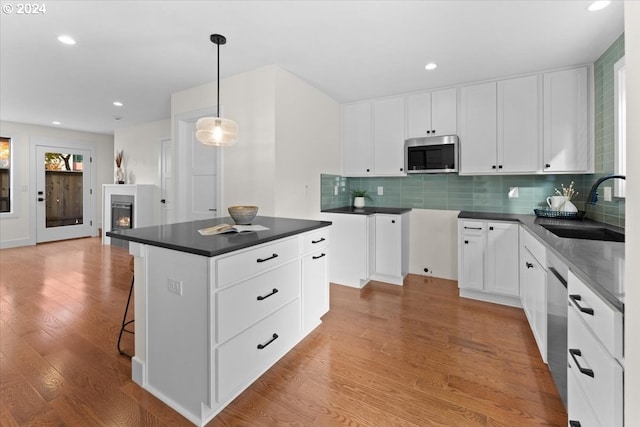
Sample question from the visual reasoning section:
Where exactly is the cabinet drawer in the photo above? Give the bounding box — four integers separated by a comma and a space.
301, 227, 329, 254
568, 307, 623, 427
521, 227, 546, 266
568, 271, 623, 359
216, 260, 300, 344
216, 237, 299, 288
568, 364, 601, 427
216, 299, 300, 403
461, 221, 484, 235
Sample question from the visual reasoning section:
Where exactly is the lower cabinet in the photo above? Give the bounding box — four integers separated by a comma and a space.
458, 219, 519, 306
301, 228, 330, 333
324, 212, 409, 287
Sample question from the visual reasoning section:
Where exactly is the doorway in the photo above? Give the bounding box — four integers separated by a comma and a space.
35, 144, 95, 243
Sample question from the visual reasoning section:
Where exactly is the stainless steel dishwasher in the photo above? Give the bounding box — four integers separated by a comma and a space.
547, 249, 568, 409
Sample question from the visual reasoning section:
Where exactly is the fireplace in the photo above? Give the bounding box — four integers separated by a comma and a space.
111, 195, 134, 248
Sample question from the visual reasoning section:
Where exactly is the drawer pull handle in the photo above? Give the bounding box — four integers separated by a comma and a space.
569, 294, 594, 315
311, 238, 326, 244
312, 253, 326, 260
257, 333, 279, 350
569, 349, 594, 378
257, 288, 278, 301
464, 226, 482, 230
525, 262, 534, 269
569, 421, 582, 427
257, 253, 278, 263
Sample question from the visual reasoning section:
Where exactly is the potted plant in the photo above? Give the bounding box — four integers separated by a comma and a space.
351, 189, 372, 208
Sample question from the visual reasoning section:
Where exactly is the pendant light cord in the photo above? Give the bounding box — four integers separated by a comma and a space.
217, 40, 220, 118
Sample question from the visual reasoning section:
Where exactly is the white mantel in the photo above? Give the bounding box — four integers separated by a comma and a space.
102, 184, 157, 245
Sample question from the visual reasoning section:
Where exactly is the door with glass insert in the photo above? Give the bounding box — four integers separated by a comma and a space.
36, 145, 92, 243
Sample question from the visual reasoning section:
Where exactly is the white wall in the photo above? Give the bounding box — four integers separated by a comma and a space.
114, 118, 170, 186
171, 65, 341, 221
274, 67, 341, 219
624, 2, 639, 424
409, 209, 459, 280
0, 121, 113, 247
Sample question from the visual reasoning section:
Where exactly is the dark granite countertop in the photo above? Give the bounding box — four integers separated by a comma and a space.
459, 211, 625, 312
107, 216, 331, 257
322, 206, 412, 215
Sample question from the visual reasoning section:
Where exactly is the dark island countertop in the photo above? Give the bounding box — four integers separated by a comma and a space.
107, 216, 331, 258
459, 211, 625, 312
322, 206, 412, 215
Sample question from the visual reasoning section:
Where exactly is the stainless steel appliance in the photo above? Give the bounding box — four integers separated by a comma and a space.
547, 250, 568, 409
404, 135, 458, 173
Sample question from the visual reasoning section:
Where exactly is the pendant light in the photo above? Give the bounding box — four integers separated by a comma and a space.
196, 34, 239, 146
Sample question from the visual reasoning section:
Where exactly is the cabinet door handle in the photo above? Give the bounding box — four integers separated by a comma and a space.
525, 262, 534, 269
257, 253, 278, 263
366, 168, 370, 172
569, 294, 594, 315
545, 163, 551, 168
492, 165, 497, 169
464, 226, 482, 230
257, 288, 279, 301
312, 253, 326, 260
311, 238, 326, 244
569, 349, 594, 378
464, 240, 469, 244
569, 421, 582, 427
432, 129, 436, 134
426, 130, 431, 134
391, 220, 396, 224
489, 226, 494, 230
498, 165, 503, 169
257, 333, 279, 350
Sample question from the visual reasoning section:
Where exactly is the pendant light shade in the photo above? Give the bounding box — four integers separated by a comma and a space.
196, 34, 238, 146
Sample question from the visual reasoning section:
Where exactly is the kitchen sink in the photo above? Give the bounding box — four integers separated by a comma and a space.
541, 224, 625, 242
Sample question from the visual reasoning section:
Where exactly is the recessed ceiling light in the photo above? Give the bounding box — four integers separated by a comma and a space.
52, 121, 61, 125
57, 35, 76, 45
113, 101, 123, 107
588, 1, 610, 11
425, 63, 438, 71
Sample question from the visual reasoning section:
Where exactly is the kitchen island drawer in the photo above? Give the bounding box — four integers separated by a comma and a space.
216, 260, 299, 343
568, 271, 623, 359
568, 364, 601, 427
568, 307, 623, 427
301, 228, 330, 254
216, 299, 300, 403
216, 236, 299, 288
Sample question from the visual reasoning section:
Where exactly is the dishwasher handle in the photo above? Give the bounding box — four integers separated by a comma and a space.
548, 266, 567, 288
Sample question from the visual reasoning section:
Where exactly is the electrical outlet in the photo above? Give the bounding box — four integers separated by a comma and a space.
168, 279, 183, 296
604, 186, 612, 202
377, 186, 383, 196
334, 186, 338, 196
508, 187, 519, 198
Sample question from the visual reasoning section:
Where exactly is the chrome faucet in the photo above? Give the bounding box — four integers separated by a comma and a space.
585, 174, 626, 205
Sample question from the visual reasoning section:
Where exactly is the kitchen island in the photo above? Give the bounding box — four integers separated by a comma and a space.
107, 216, 331, 426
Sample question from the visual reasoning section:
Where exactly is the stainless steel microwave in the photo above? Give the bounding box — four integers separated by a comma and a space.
404, 135, 459, 174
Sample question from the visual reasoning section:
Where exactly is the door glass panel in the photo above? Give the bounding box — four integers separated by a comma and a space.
0, 137, 10, 213
44, 151, 84, 228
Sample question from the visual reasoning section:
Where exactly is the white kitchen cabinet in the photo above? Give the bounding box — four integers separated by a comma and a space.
497, 74, 540, 173
459, 82, 498, 174
519, 227, 547, 362
458, 219, 520, 306
485, 222, 520, 296
373, 97, 406, 175
301, 228, 330, 333
543, 66, 589, 172
406, 88, 457, 138
460, 76, 540, 175
371, 213, 410, 285
567, 271, 623, 427
342, 101, 373, 176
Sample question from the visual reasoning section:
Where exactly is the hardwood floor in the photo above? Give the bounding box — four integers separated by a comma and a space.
0, 237, 567, 426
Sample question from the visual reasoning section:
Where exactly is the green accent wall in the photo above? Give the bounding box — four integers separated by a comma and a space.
322, 34, 625, 228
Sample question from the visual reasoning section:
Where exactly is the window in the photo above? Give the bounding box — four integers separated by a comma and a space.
614, 56, 626, 198
0, 137, 11, 213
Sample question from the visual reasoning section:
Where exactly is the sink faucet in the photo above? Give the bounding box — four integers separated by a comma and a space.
585, 174, 626, 206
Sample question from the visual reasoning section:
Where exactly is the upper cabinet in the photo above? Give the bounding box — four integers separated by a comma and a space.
342, 101, 373, 176
459, 82, 498, 174
543, 67, 589, 173
373, 97, 406, 176
406, 88, 457, 138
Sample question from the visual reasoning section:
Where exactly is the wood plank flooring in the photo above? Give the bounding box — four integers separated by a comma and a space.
0, 237, 567, 426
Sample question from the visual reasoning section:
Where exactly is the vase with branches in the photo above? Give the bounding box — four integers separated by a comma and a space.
115, 150, 125, 184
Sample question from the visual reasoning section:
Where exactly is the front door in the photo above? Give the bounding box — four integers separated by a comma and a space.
36, 145, 93, 243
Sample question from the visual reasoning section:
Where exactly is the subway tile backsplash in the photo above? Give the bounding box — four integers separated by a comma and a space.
322, 34, 625, 229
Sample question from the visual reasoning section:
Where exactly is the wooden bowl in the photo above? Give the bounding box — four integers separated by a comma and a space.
228, 206, 258, 225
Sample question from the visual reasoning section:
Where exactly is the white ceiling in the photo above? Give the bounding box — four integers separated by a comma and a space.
0, 0, 625, 135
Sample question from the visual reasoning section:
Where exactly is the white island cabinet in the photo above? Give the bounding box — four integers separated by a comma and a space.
109, 217, 331, 426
